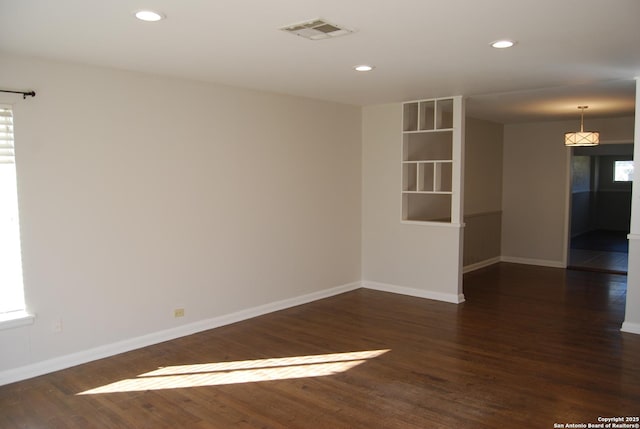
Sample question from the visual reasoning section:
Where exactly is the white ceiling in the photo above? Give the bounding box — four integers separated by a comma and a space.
1, 0, 638, 123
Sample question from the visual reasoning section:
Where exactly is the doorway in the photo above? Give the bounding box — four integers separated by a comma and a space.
568, 144, 633, 274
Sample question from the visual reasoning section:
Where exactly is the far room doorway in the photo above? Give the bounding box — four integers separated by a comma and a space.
568, 143, 633, 274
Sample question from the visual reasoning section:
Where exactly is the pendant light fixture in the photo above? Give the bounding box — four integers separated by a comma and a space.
564, 106, 599, 146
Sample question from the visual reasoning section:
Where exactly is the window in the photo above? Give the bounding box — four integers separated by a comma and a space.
614, 160, 634, 182
0, 106, 28, 323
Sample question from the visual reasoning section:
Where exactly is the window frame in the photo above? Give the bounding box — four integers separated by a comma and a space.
613, 159, 634, 183
0, 104, 34, 330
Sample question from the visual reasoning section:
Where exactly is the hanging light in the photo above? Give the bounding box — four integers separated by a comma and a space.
564, 106, 599, 146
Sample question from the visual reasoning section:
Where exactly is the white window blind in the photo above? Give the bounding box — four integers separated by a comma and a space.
0, 107, 15, 164
0, 106, 26, 315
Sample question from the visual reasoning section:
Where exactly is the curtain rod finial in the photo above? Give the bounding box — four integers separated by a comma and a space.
0, 89, 36, 99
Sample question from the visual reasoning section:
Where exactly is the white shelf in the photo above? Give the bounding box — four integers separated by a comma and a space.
402, 160, 453, 163
401, 96, 463, 223
402, 191, 453, 195
402, 128, 454, 134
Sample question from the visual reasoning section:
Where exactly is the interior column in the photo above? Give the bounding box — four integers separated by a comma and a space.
622, 76, 640, 334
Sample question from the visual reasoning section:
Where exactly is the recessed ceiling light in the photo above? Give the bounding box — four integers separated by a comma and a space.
354, 65, 374, 72
134, 10, 165, 22
491, 39, 515, 49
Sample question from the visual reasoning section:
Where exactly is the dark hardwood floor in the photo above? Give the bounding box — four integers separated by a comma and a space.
1, 263, 639, 428
569, 230, 629, 274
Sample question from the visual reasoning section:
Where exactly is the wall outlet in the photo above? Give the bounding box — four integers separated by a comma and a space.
53, 318, 63, 333
174, 308, 185, 318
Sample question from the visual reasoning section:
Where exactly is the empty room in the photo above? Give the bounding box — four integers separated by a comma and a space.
1, 0, 639, 427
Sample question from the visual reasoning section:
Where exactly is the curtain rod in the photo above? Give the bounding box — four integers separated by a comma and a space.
0, 89, 36, 99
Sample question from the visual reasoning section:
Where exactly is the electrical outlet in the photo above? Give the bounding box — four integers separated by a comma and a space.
174, 308, 185, 318
53, 318, 63, 333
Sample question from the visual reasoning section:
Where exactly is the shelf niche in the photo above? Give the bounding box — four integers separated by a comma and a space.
403, 132, 452, 161
402, 99, 454, 132
401, 96, 462, 224
402, 161, 453, 193
402, 193, 452, 223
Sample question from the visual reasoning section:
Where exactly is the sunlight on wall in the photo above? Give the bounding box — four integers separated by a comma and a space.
78, 349, 390, 395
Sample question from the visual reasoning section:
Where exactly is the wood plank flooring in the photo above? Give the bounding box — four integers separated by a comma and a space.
569, 248, 628, 274
569, 230, 629, 274
1, 263, 639, 428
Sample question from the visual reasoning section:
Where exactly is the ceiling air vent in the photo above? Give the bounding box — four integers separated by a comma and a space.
280, 19, 355, 40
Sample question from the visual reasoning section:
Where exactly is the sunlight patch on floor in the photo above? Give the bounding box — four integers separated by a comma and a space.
78, 349, 390, 395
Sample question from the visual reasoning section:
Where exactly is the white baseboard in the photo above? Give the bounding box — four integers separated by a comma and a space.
621, 322, 640, 335
0, 281, 361, 387
500, 256, 565, 269
463, 257, 501, 273
363, 280, 464, 304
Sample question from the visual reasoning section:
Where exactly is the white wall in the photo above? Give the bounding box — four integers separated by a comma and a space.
0, 54, 362, 376
361, 103, 463, 303
622, 78, 640, 334
502, 117, 635, 267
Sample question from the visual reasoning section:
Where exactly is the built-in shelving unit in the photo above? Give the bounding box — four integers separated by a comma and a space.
401, 96, 464, 224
